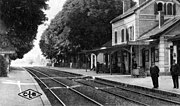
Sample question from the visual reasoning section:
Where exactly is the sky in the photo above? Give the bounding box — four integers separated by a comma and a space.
11, 0, 66, 66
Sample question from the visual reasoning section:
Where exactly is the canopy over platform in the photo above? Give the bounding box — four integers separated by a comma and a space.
167, 34, 180, 41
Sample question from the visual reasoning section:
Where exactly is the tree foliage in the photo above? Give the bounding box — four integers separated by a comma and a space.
0, 0, 48, 59
40, 0, 135, 60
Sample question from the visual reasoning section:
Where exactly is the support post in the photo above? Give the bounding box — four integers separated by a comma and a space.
85, 54, 87, 72
130, 46, 133, 76
95, 53, 98, 74
109, 53, 112, 75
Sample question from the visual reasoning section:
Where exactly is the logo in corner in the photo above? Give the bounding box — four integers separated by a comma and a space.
18, 89, 42, 100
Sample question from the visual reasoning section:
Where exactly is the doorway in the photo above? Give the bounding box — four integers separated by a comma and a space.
142, 48, 146, 69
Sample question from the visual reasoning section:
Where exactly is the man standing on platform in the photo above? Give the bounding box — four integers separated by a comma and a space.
150, 63, 160, 89
170, 60, 180, 89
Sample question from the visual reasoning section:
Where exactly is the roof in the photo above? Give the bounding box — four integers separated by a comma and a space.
110, 0, 152, 23
102, 40, 112, 47
138, 16, 180, 40
168, 34, 180, 41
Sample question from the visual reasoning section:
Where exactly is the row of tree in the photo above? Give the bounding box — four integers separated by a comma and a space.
40, 0, 135, 63
0, 0, 48, 59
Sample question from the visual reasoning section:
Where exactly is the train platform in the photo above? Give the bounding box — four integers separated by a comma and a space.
0, 67, 51, 106
49, 67, 180, 95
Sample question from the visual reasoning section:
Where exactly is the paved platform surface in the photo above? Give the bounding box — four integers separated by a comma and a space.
48, 67, 180, 95
0, 67, 51, 106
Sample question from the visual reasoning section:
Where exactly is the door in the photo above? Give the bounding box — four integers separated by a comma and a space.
142, 49, 146, 69
170, 46, 173, 66
177, 45, 180, 65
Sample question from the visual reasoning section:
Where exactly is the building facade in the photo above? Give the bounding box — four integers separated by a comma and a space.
111, 0, 180, 75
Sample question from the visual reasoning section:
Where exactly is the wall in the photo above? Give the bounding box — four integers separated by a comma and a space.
112, 14, 136, 46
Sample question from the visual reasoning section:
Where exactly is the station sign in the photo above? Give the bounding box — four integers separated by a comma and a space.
127, 41, 149, 45
0, 50, 15, 54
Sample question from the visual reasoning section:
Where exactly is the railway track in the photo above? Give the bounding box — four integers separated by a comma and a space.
25, 67, 147, 106
24, 67, 180, 106
25, 68, 102, 106
75, 77, 180, 106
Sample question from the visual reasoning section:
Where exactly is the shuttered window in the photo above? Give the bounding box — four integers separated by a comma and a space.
129, 26, 134, 41
167, 3, 173, 15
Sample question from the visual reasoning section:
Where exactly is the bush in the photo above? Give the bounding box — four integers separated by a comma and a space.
0, 55, 8, 77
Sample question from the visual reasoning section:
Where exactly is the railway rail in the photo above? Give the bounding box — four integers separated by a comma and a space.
25, 67, 180, 106
75, 77, 180, 106
25, 67, 103, 106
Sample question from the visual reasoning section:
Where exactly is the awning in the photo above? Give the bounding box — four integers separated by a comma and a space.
80, 40, 152, 55
167, 34, 180, 41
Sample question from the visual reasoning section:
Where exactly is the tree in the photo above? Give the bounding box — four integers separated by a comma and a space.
40, 0, 136, 61
0, 0, 48, 59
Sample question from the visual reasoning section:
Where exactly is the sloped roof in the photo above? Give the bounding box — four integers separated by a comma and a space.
138, 16, 180, 40
110, 0, 152, 23
168, 34, 180, 41
102, 40, 112, 47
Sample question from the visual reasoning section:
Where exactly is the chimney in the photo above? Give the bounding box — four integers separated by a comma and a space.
123, 0, 131, 13
159, 11, 164, 28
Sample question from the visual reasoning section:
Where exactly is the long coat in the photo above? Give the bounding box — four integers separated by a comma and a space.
150, 65, 160, 77
170, 64, 180, 76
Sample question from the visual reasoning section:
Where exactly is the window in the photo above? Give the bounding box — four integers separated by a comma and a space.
167, 3, 173, 15
115, 31, 117, 44
121, 29, 124, 42
155, 2, 176, 15
157, 2, 163, 11
129, 26, 134, 41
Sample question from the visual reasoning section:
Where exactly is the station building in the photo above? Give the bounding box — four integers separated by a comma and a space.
86, 0, 180, 75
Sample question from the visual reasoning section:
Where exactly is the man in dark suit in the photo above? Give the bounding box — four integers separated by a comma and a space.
150, 63, 160, 88
170, 60, 180, 89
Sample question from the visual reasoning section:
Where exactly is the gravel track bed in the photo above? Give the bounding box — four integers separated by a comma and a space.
40, 79, 65, 88
95, 79, 180, 102
74, 86, 142, 106
27, 68, 99, 106
104, 88, 177, 106
26, 68, 180, 106
52, 88, 99, 106
54, 78, 81, 87
28, 71, 63, 106
27, 67, 142, 105
78, 79, 179, 106
33, 67, 81, 77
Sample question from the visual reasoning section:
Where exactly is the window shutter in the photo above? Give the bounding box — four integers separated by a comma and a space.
132, 26, 134, 40
154, 2, 158, 15
173, 3, 176, 15
126, 28, 129, 42
121, 29, 124, 42
164, 3, 166, 15
115, 32, 117, 43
